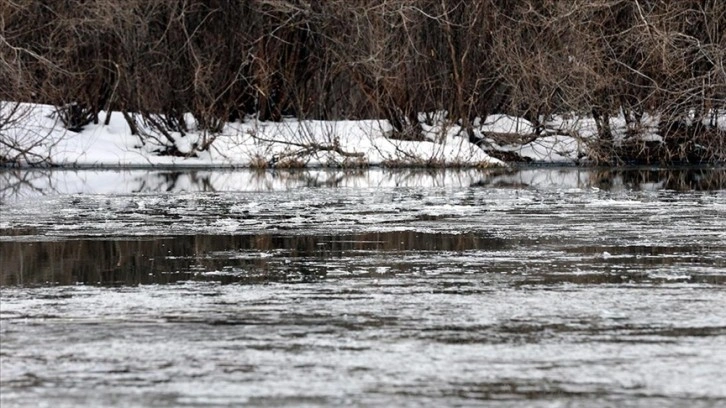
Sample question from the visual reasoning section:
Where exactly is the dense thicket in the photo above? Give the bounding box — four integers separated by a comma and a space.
2, 0, 725, 163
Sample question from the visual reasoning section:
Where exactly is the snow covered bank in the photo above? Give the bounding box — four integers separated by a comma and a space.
0, 103, 502, 168
3, 102, 724, 168
0, 103, 597, 168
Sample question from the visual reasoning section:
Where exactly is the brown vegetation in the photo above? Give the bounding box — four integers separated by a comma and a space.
1, 0, 725, 164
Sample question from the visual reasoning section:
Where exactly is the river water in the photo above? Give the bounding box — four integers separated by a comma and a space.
1, 167, 725, 407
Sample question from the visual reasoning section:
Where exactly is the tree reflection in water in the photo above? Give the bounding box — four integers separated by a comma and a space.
0, 231, 505, 286
1, 167, 725, 202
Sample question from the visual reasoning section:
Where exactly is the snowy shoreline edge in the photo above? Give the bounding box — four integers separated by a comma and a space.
3, 102, 725, 169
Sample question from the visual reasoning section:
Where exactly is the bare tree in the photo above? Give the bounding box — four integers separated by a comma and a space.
2, 0, 724, 164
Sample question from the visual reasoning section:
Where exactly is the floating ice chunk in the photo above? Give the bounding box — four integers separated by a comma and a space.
375, 266, 390, 274
649, 273, 692, 281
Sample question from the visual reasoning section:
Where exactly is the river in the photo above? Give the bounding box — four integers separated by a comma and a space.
1, 167, 725, 407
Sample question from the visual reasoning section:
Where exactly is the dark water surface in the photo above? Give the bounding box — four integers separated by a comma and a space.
1, 167, 725, 407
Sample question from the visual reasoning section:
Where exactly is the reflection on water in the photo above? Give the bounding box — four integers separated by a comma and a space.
2, 231, 724, 287
1, 167, 725, 407
2, 167, 726, 202
0, 231, 505, 286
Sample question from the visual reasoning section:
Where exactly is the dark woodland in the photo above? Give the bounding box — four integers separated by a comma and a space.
2, 0, 725, 164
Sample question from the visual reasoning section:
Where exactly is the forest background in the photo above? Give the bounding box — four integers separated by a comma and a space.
1, 0, 725, 166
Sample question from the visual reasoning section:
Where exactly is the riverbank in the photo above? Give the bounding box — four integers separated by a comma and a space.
6, 102, 725, 169
4, 2, 725, 169
1, 103, 576, 168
